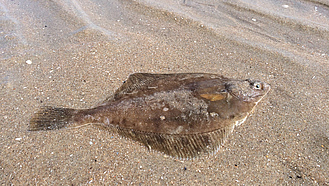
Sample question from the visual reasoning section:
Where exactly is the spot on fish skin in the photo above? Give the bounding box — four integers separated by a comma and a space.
160, 116, 165, 120
181, 114, 187, 120
173, 126, 184, 134
85, 115, 95, 120
148, 86, 158, 89
105, 117, 110, 125
163, 107, 169, 111
210, 112, 218, 117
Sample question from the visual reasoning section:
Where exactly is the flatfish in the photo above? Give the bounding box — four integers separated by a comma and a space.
29, 73, 271, 159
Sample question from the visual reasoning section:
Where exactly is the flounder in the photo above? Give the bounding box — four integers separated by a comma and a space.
29, 73, 270, 159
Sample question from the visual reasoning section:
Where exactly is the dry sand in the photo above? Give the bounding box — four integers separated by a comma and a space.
1, 0, 328, 185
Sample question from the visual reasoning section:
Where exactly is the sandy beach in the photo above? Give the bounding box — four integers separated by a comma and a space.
1, 0, 328, 185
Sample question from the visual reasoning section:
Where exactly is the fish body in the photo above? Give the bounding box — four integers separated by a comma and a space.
30, 73, 270, 159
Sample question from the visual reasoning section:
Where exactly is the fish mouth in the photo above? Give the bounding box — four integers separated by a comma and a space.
262, 82, 271, 93
253, 81, 271, 103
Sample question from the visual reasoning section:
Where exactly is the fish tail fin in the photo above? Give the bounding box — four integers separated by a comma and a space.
29, 106, 78, 131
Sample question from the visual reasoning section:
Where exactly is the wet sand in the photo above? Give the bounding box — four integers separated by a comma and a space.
1, 0, 328, 185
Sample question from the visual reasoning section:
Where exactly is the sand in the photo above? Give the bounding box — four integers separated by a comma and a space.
1, 0, 328, 185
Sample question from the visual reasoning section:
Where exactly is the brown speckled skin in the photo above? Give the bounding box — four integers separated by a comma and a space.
75, 73, 270, 134
30, 73, 270, 158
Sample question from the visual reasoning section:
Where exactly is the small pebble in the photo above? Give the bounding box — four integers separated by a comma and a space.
26, 60, 32, 64
15, 138, 22, 141
282, 5, 289, 8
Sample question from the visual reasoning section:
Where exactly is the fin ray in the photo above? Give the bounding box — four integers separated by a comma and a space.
116, 124, 234, 159
29, 107, 77, 131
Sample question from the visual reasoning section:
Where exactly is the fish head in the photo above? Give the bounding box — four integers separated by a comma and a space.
226, 79, 271, 103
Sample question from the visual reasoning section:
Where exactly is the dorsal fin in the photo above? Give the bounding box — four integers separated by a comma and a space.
101, 73, 168, 103
101, 73, 227, 104
113, 73, 165, 98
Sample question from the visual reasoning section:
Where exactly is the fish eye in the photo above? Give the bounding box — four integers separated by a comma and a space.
254, 83, 262, 90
